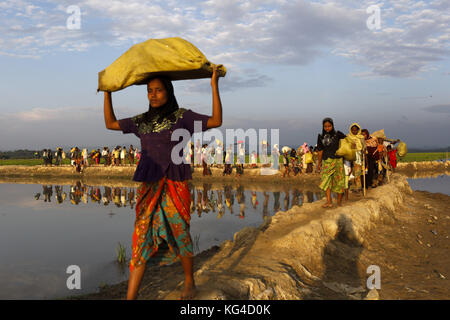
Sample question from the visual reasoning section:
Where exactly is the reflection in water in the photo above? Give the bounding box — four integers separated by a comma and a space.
33, 181, 325, 217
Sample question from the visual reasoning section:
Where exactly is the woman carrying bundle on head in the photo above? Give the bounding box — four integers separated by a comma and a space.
361, 129, 379, 189
347, 123, 366, 194
103, 67, 222, 300
316, 118, 347, 208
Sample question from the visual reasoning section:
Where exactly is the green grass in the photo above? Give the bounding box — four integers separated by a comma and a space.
0, 159, 71, 166
116, 242, 127, 264
397, 152, 448, 163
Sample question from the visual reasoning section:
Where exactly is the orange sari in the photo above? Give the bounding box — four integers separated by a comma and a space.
130, 177, 192, 272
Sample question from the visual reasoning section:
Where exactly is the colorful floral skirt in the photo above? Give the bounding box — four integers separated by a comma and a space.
129, 177, 192, 272
319, 158, 345, 194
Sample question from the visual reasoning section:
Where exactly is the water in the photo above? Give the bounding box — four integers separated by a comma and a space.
406, 174, 450, 195
0, 181, 323, 299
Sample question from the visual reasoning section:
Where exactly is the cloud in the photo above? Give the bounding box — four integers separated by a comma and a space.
0, 105, 142, 150
1, 0, 449, 80
177, 68, 273, 93
423, 104, 450, 114
0, 106, 99, 122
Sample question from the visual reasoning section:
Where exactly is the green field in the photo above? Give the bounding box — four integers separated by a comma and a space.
0, 159, 70, 166
0, 152, 447, 166
397, 152, 448, 163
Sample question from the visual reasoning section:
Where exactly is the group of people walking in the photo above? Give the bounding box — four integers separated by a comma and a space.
100, 65, 403, 300
41, 148, 64, 166
316, 118, 400, 208
39, 146, 140, 171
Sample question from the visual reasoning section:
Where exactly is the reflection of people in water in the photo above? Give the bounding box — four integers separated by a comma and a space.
103, 186, 112, 206
121, 188, 127, 207
128, 188, 135, 209
90, 186, 101, 204
42, 185, 53, 202
208, 187, 216, 213
239, 203, 245, 219
196, 189, 203, 217
82, 184, 88, 204
251, 191, 258, 209
202, 183, 212, 213
189, 183, 195, 213
262, 192, 269, 219
224, 185, 234, 214
113, 187, 122, 207
216, 189, 225, 219
236, 185, 245, 219
273, 191, 280, 212
70, 182, 82, 205
55, 185, 66, 204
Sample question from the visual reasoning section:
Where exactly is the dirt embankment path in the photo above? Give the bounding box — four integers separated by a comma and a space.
70, 173, 449, 300
1, 160, 447, 184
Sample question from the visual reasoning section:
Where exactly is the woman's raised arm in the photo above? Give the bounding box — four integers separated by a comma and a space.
207, 66, 222, 129
104, 91, 121, 130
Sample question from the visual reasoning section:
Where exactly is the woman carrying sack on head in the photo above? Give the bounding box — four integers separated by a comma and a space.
316, 118, 347, 208
361, 129, 379, 188
103, 67, 222, 300
347, 123, 366, 194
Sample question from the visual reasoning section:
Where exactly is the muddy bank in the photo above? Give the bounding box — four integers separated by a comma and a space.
70, 173, 450, 300
0, 164, 321, 186
1, 160, 448, 183
397, 160, 449, 173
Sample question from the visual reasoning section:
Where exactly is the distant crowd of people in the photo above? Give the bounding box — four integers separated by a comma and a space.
38, 145, 141, 172
188, 140, 327, 178
37, 127, 401, 193
185, 121, 402, 210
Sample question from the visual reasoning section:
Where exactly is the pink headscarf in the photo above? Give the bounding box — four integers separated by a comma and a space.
301, 142, 309, 154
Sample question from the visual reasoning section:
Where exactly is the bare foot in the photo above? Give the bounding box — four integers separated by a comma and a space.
180, 282, 197, 300
321, 203, 333, 208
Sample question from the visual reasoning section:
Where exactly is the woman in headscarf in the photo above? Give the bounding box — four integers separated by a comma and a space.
103, 67, 222, 300
272, 144, 280, 170
347, 123, 366, 193
316, 118, 347, 208
361, 129, 379, 188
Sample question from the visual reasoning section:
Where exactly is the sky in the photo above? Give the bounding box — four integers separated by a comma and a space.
0, 0, 449, 151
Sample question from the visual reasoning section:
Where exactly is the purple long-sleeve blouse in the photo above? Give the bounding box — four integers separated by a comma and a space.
118, 108, 209, 182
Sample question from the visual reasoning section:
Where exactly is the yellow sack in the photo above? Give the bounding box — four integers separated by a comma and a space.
371, 129, 386, 139
335, 137, 356, 161
397, 141, 408, 157
305, 153, 313, 164
98, 37, 227, 92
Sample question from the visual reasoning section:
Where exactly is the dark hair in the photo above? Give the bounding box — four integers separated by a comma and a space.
361, 129, 370, 136
321, 117, 335, 136
144, 76, 179, 123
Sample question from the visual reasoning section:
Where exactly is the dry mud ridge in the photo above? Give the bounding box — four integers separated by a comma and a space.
73, 173, 449, 300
